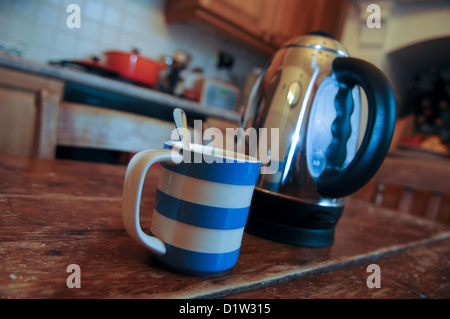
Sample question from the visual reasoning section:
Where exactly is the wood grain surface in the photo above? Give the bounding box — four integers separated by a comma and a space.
1, 154, 449, 299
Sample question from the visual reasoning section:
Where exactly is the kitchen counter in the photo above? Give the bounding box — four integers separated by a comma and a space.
0, 53, 241, 123
1, 153, 449, 300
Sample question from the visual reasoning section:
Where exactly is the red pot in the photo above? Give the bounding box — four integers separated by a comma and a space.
104, 50, 166, 87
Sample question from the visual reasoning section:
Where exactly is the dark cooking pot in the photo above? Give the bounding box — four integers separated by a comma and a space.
104, 50, 166, 87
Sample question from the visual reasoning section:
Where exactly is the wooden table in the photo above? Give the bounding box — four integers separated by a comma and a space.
1, 154, 449, 300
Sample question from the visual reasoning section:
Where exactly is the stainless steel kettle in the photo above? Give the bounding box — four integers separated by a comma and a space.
239, 32, 396, 246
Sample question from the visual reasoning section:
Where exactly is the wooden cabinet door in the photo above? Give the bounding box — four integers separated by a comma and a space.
269, 0, 347, 48
0, 67, 63, 158
166, 0, 276, 54
165, 0, 346, 54
204, 0, 270, 37
167, 0, 270, 37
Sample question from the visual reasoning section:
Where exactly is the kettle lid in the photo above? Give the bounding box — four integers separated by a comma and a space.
282, 31, 349, 57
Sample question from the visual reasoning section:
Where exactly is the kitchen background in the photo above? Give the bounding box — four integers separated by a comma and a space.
0, 0, 449, 158
0, 0, 268, 90
1, 0, 449, 102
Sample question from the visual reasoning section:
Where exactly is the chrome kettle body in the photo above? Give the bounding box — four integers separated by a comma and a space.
240, 32, 396, 246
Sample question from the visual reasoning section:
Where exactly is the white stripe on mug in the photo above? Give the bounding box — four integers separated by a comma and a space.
157, 167, 255, 209
151, 210, 245, 254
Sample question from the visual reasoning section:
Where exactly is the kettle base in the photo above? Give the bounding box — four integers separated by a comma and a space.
245, 188, 344, 247
246, 215, 336, 247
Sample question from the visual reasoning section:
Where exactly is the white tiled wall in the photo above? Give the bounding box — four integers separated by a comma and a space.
0, 0, 268, 86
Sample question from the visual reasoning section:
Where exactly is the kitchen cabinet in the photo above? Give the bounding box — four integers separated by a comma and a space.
0, 67, 184, 161
0, 54, 245, 164
266, 0, 348, 48
165, 0, 348, 54
0, 67, 63, 157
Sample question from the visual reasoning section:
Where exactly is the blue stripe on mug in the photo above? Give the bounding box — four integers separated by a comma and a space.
155, 189, 250, 230
161, 161, 260, 186
154, 242, 240, 275
162, 143, 260, 186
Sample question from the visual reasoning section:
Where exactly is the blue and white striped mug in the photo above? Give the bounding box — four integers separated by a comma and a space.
122, 141, 260, 275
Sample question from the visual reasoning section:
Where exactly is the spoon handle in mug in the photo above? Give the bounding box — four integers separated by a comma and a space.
173, 108, 191, 150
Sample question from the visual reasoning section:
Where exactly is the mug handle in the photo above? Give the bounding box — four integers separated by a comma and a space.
122, 149, 182, 256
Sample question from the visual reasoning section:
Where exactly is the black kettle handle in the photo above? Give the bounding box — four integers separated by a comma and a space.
317, 57, 396, 198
